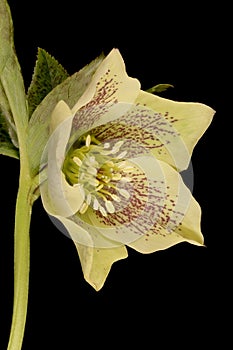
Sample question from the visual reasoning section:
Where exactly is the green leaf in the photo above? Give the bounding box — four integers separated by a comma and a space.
146, 83, 174, 94
27, 48, 69, 118
27, 52, 105, 177
0, 0, 28, 134
0, 79, 18, 147
0, 111, 19, 158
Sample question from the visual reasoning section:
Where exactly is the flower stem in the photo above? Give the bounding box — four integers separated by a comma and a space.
7, 168, 34, 350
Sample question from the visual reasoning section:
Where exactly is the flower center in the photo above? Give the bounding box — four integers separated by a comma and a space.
63, 134, 133, 216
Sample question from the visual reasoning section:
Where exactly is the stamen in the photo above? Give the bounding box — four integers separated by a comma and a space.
86, 134, 91, 147
112, 173, 122, 181
121, 176, 132, 182
89, 156, 95, 163
85, 156, 98, 167
96, 184, 104, 191
122, 166, 134, 173
105, 200, 115, 213
93, 198, 99, 210
111, 194, 121, 202
116, 150, 127, 159
114, 140, 124, 149
88, 178, 99, 187
105, 161, 115, 167
73, 150, 85, 160
102, 177, 111, 183
111, 148, 120, 155
99, 188, 113, 197
117, 161, 127, 169
86, 193, 92, 205
101, 150, 113, 155
63, 134, 133, 217
118, 188, 130, 199
99, 205, 107, 217
79, 202, 89, 214
73, 156, 82, 166
87, 166, 98, 176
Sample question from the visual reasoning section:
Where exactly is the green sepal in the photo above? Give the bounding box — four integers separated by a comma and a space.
0, 80, 18, 148
0, 111, 19, 159
146, 83, 174, 94
27, 52, 105, 177
0, 0, 28, 133
27, 48, 69, 118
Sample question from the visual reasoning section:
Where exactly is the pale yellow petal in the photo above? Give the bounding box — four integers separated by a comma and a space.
74, 243, 128, 291
128, 195, 203, 253
127, 160, 204, 253
40, 177, 84, 217
72, 48, 140, 114
42, 208, 126, 291
41, 115, 85, 217
37, 197, 128, 290
50, 100, 73, 135
59, 213, 122, 249
40, 189, 122, 249
134, 90, 215, 170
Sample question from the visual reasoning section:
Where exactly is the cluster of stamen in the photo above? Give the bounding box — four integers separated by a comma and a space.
63, 135, 133, 216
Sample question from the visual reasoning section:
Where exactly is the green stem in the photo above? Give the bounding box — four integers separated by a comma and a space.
7, 168, 34, 350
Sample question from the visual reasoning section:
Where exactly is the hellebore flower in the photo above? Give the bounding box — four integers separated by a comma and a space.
40, 48, 215, 291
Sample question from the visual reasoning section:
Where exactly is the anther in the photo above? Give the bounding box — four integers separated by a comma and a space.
86, 193, 92, 205
114, 140, 124, 149
79, 202, 89, 214
112, 173, 122, 181
87, 166, 98, 176
117, 161, 127, 169
86, 134, 91, 147
89, 178, 99, 187
73, 156, 82, 166
96, 184, 104, 191
121, 176, 132, 182
122, 166, 134, 173
111, 194, 121, 202
116, 150, 127, 159
105, 200, 115, 213
118, 188, 130, 199
93, 198, 99, 210
99, 206, 107, 217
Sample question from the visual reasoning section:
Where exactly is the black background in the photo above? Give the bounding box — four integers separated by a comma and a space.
0, 1, 228, 349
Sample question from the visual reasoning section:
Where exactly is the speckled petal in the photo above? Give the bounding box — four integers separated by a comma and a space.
84, 156, 163, 246
80, 153, 200, 251
127, 160, 204, 253
91, 104, 187, 171
70, 49, 140, 139
92, 92, 215, 171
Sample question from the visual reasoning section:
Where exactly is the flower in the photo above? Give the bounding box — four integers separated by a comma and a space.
40, 48, 215, 291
